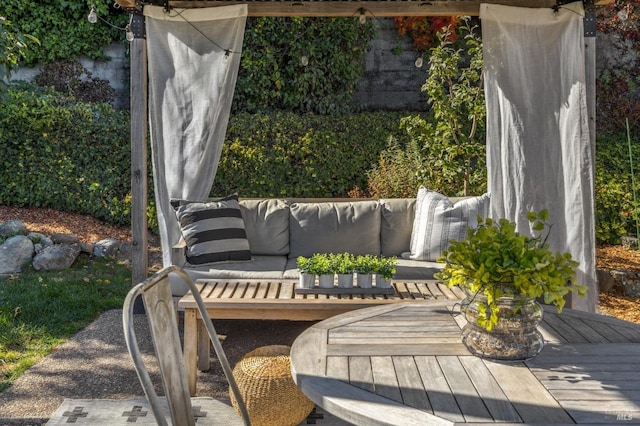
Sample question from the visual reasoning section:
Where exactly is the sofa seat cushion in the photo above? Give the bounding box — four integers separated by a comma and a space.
393, 259, 445, 281
239, 199, 290, 256
288, 201, 381, 258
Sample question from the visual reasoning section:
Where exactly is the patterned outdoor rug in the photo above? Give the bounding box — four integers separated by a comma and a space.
45, 397, 350, 425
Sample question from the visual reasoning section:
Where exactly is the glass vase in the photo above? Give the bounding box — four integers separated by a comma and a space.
461, 292, 544, 361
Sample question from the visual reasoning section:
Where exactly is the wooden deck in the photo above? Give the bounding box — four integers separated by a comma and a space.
291, 301, 640, 425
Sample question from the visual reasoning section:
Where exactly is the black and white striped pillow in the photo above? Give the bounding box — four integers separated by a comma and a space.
171, 194, 251, 265
404, 187, 490, 262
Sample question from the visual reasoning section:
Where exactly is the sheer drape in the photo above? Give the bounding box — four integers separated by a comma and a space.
144, 5, 247, 266
481, 2, 597, 311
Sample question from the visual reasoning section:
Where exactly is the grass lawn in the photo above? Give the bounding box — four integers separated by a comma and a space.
0, 255, 132, 392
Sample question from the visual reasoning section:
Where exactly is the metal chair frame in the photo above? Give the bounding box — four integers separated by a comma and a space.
123, 265, 251, 426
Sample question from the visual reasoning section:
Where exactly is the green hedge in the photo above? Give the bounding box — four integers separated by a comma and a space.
213, 111, 412, 197
0, 83, 135, 224
594, 131, 640, 244
2, 83, 639, 245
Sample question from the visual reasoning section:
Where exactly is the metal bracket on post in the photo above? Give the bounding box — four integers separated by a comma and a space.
130, 12, 146, 39
583, 0, 596, 37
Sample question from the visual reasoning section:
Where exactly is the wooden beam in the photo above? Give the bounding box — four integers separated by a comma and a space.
130, 36, 149, 288
168, 0, 562, 16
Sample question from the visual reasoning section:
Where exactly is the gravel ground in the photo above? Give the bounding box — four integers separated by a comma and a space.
0, 309, 312, 422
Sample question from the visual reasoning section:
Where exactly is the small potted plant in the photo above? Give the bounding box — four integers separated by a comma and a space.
310, 253, 334, 288
354, 255, 376, 288
296, 256, 315, 289
330, 253, 355, 289
374, 256, 397, 289
435, 210, 587, 360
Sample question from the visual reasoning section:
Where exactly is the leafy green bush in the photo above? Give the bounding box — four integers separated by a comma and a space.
595, 131, 640, 244
0, 82, 138, 225
234, 17, 376, 114
367, 18, 486, 198
3, 0, 126, 65
212, 111, 411, 197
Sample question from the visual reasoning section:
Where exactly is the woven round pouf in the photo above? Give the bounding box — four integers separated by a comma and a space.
230, 345, 314, 426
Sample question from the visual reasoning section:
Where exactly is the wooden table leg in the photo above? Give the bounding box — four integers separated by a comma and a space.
197, 318, 210, 371
183, 308, 198, 396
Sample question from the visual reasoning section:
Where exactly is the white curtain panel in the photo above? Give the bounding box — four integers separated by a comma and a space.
144, 5, 247, 266
481, 2, 597, 311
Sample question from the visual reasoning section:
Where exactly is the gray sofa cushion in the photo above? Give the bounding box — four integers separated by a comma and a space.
239, 199, 290, 256
288, 201, 381, 258
394, 258, 444, 281
380, 198, 416, 257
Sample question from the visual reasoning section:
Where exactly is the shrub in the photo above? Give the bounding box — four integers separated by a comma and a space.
367, 18, 486, 198
234, 17, 376, 114
594, 131, 640, 244
35, 60, 115, 105
0, 82, 151, 226
212, 111, 411, 198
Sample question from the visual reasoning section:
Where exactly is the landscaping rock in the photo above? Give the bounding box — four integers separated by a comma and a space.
80, 241, 95, 255
596, 269, 616, 293
51, 233, 80, 244
93, 238, 120, 257
32, 243, 82, 271
622, 280, 640, 298
28, 232, 54, 254
0, 235, 34, 274
0, 219, 27, 237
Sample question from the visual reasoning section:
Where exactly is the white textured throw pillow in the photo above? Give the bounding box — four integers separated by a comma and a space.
171, 194, 251, 265
404, 187, 490, 262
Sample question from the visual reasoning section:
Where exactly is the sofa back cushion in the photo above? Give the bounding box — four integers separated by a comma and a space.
288, 201, 381, 258
379, 198, 416, 257
404, 188, 490, 262
239, 199, 290, 256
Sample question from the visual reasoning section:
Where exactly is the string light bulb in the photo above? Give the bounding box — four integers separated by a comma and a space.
300, 55, 309, 67
618, 8, 629, 20
126, 25, 135, 41
358, 8, 367, 24
88, 7, 98, 24
415, 57, 424, 68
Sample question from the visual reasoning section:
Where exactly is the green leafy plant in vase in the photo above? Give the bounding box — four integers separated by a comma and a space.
435, 210, 587, 360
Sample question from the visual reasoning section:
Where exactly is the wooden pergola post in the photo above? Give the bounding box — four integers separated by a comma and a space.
129, 12, 148, 293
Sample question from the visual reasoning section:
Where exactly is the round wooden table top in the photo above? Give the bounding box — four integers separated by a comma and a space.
290, 300, 640, 425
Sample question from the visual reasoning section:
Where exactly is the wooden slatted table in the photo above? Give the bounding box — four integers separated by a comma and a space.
290, 301, 640, 425
178, 279, 465, 396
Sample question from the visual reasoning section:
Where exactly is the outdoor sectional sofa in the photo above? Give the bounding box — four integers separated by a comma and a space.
169, 189, 490, 297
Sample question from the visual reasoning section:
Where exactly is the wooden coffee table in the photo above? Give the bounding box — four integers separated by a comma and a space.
178, 279, 464, 396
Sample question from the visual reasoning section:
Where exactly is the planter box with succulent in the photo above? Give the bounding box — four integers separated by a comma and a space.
308, 253, 334, 288
330, 253, 355, 288
435, 210, 587, 360
296, 256, 316, 288
374, 256, 397, 289
354, 255, 377, 288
